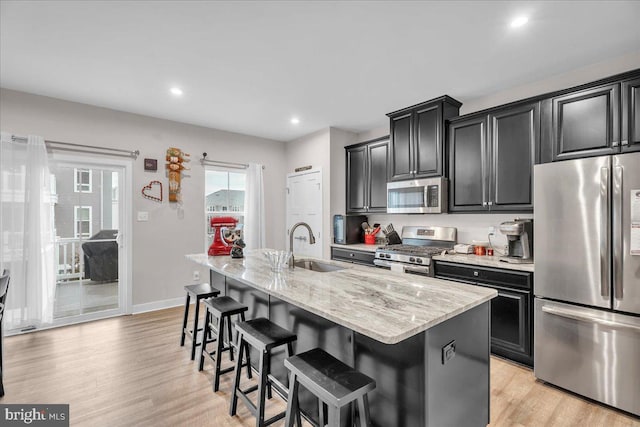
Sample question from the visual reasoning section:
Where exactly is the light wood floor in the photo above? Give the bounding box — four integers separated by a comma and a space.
2, 307, 638, 427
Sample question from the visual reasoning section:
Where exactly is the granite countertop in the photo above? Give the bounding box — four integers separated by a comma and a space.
432, 253, 535, 272
330, 243, 381, 253
186, 249, 496, 345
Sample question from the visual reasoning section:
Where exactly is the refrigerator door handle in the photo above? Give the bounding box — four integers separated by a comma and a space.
541, 305, 640, 332
600, 167, 610, 298
613, 165, 623, 299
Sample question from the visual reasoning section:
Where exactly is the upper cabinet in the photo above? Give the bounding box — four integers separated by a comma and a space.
387, 96, 461, 181
540, 72, 640, 161
549, 83, 620, 161
346, 137, 389, 214
449, 102, 539, 212
621, 76, 640, 153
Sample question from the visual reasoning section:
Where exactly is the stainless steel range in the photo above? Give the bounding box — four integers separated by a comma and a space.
374, 226, 457, 276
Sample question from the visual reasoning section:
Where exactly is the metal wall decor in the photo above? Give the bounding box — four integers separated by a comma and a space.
141, 180, 163, 202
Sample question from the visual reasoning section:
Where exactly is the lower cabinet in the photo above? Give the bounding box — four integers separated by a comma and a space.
331, 247, 376, 266
434, 261, 533, 366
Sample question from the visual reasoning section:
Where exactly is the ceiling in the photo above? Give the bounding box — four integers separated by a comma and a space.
1, 1, 639, 142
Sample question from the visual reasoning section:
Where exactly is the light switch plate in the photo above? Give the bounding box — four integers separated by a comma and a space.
137, 211, 149, 221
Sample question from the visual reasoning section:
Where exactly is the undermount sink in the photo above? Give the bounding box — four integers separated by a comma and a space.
293, 259, 345, 272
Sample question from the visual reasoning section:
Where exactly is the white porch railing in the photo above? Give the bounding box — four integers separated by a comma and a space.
55, 237, 84, 283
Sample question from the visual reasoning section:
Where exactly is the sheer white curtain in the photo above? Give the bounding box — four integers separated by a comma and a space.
243, 163, 266, 249
0, 133, 56, 332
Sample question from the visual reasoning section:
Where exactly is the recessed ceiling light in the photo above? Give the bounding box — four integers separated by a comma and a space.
510, 16, 529, 28
290, 117, 300, 125
170, 87, 183, 96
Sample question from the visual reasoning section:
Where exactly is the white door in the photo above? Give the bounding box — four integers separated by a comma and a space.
48, 153, 131, 324
286, 169, 322, 259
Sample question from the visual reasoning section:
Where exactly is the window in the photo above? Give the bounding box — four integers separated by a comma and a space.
205, 169, 246, 240
74, 206, 92, 238
74, 168, 92, 193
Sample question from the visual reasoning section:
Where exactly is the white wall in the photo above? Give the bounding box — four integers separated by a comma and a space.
356, 126, 388, 144
0, 88, 287, 308
461, 50, 640, 115
284, 128, 331, 258
284, 127, 358, 259
329, 127, 357, 220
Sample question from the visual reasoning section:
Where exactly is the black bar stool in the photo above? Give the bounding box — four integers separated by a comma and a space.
199, 296, 252, 391
284, 348, 376, 427
180, 283, 220, 360
230, 317, 297, 427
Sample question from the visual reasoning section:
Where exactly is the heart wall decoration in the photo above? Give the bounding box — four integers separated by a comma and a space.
142, 180, 163, 202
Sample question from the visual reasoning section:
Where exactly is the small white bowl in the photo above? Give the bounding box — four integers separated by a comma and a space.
263, 250, 292, 272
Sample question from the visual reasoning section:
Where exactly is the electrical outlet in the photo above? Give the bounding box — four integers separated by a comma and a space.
442, 340, 456, 364
192, 271, 200, 282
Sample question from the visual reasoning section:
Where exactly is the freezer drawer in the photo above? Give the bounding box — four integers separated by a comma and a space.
534, 298, 640, 416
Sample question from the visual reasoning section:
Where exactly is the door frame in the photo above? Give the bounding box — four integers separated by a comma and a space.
48, 152, 133, 326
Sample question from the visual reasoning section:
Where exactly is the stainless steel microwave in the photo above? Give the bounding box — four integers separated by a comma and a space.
387, 177, 448, 214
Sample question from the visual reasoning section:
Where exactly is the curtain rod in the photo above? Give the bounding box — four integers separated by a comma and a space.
200, 152, 255, 170
10, 135, 140, 159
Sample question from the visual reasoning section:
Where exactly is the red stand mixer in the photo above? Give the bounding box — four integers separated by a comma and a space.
208, 216, 238, 256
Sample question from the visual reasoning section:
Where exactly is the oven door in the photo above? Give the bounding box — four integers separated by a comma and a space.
386, 177, 447, 214
374, 259, 432, 277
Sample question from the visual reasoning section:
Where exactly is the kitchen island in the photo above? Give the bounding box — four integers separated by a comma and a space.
187, 250, 496, 427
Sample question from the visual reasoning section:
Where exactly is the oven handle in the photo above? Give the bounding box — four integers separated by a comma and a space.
374, 259, 432, 276
403, 265, 431, 275
373, 259, 393, 268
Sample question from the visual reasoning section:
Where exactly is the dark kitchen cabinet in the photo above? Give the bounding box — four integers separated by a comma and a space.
448, 115, 486, 211
387, 96, 461, 181
449, 102, 538, 212
549, 83, 620, 161
489, 103, 538, 210
622, 77, 640, 153
434, 260, 533, 366
346, 137, 389, 214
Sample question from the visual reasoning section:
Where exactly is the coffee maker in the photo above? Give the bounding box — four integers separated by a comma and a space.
499, 218, 533, 263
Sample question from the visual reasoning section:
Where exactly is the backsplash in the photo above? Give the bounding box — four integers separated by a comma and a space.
367, 213, 534, 248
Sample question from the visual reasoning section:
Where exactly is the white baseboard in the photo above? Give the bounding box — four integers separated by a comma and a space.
132, 297, 184, 314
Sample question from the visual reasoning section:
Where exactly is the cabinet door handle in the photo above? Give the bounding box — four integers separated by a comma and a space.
482, 202, 487, 207
621, 140, 629, 146
488, 201, 493, 206
349, 253, 355, 257
612, 140, 620, 147
473, 271, 479, 277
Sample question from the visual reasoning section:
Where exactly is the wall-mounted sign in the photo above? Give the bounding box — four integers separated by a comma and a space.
144, 158, 158, 171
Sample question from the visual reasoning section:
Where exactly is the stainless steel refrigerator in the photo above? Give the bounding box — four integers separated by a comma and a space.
534, 152, 640, 417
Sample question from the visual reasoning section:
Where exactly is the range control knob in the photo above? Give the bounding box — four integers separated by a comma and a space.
409, 257, 415, 262
416, 258, 423, 264
385, 254, 391, 259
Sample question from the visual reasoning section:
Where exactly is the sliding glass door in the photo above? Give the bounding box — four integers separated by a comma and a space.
48, 154, 130, 323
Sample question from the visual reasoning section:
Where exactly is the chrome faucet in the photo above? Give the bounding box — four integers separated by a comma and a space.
288, 222, 316, 268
